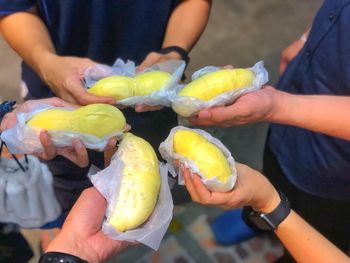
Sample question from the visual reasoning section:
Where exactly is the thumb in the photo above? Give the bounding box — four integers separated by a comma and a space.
69, 78, 116, 105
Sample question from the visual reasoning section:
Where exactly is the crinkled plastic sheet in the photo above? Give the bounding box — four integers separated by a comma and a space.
159, 126, 237, 192
84, 58, 186, 107
89, 155, 173, 250
0, 104, 125, 154
0, 155, 61, 228
171, 61, 269, 117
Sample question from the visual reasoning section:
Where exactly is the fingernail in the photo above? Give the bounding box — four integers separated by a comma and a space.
198, 110, 211, 119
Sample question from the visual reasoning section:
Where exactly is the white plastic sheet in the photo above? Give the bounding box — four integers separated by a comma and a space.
159, 126, 237, 192
89, 150, 173, 250
0, 104, 125, 154
84, 58, 185, 107
171, 61, 269, 117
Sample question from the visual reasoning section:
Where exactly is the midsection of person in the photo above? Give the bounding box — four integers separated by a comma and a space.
269, 0, 350, 200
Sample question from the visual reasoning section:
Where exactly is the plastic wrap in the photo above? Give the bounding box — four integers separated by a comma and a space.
84, 58, 185, 107
159, 126, 237, 192
89, 145, 173, 250
0, 104, 125, 154
171, 61, 269, 117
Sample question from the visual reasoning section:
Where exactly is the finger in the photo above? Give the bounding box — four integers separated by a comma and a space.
67, 77, 116, 105
39, 130, 57, 160
44, 97, 79, 108
57, 140, 89, 168
104, 138, 117, 151
135, 105, 163, 112
137, 52, 160, 72
222, 65, 234, 69
124, 124, 131, 132
181, 166, 200, 202
188, 116, 218, 127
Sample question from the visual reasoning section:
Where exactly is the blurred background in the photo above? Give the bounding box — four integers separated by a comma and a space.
0, 1, 322, 262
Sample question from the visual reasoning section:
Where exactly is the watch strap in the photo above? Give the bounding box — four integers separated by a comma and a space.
39, 252, 88, 263
159, 46, 190, 65
243, 191, 291, 231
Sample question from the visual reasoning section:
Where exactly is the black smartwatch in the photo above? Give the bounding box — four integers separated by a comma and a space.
39, 252, 88, 263
242, 191, 291, 231
159, 45, 190, 66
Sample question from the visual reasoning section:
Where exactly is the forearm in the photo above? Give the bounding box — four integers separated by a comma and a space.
162, 0, 211, 51
269, 89, 350, 140
0, 11, 56, 76
275, 211, 349, 263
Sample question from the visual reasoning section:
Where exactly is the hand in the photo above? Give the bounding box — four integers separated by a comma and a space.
38, 54, 116, 105
279, 38, 306, 74
47, 187, 131, 263
188, 86, 281, 127
137, 51, 182, 72
134, 104, 163, 112
0, 98, 116, 167
182, 163, 280, 213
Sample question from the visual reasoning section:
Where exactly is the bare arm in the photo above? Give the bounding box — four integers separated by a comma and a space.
138, 0, 212, 70
0, 11, 114, 105
182, 164, 350, 263
190, 86, 350, 141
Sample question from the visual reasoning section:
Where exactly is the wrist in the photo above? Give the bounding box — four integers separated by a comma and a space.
253, 189, 281, 213
266, 88, 290, 123
35, 50, 58, 80
47, 232, 98, 263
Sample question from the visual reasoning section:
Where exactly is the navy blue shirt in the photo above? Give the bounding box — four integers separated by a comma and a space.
0, 0, 179, 98
0, 0, 180, 175
269, 0, 350, 200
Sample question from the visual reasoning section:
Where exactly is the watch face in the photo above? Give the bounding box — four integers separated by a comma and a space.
249, 214, 275, 231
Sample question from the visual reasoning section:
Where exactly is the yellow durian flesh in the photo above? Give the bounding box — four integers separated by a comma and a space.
87, 76, 134, 100
173, 130, 231, 184
178, 68, 255, 101
133, 71, 172, 96
108, 133, 160, 232
27, 104, 126, 138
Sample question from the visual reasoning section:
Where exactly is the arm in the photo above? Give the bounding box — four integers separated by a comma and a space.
182, 164, 350, 263
279, 29, 310, 74
0, 11, 114, 105
138, 0, 212, 70
190, 86, 350, 141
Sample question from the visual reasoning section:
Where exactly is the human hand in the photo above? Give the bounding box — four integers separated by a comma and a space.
137, 51, 182, 72
0, 98, 117, 167
182, 163, 280, 213
279, 36, 306, 74
188, 86, 281, 127
134, 104, 163, 112
38, 54, 116, 105
47, 187, 131, 263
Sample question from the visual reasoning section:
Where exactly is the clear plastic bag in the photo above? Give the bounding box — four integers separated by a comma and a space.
159, 126, 237, 192
84, 58, 185, 107
89, 151, 173, 250
0, 155, 61, 228
0, 104, 125, 154
171, 61, 269, 117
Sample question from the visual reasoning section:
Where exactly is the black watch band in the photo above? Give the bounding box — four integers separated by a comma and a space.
39, 252, 88, 263
159, 45, 190, 65
242, 191, 291, 231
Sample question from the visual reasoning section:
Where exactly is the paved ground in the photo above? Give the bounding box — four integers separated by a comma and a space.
0, 1, 323, 262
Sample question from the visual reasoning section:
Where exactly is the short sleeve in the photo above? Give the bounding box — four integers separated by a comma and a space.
0, 0, 35, 15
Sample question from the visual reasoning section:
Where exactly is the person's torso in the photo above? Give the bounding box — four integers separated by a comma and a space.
269, 0, 350, 200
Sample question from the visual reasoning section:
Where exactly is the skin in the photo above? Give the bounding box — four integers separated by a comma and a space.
0, 0, 211, 112
182, 165, 350, 263
0, 98, 118, 167
47, 187, 131, 263
189, 85, 350, 141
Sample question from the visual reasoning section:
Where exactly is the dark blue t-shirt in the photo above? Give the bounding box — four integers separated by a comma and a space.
1, 0, 179, 98
269, 0, 350, 200
0, 0, 180, 175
